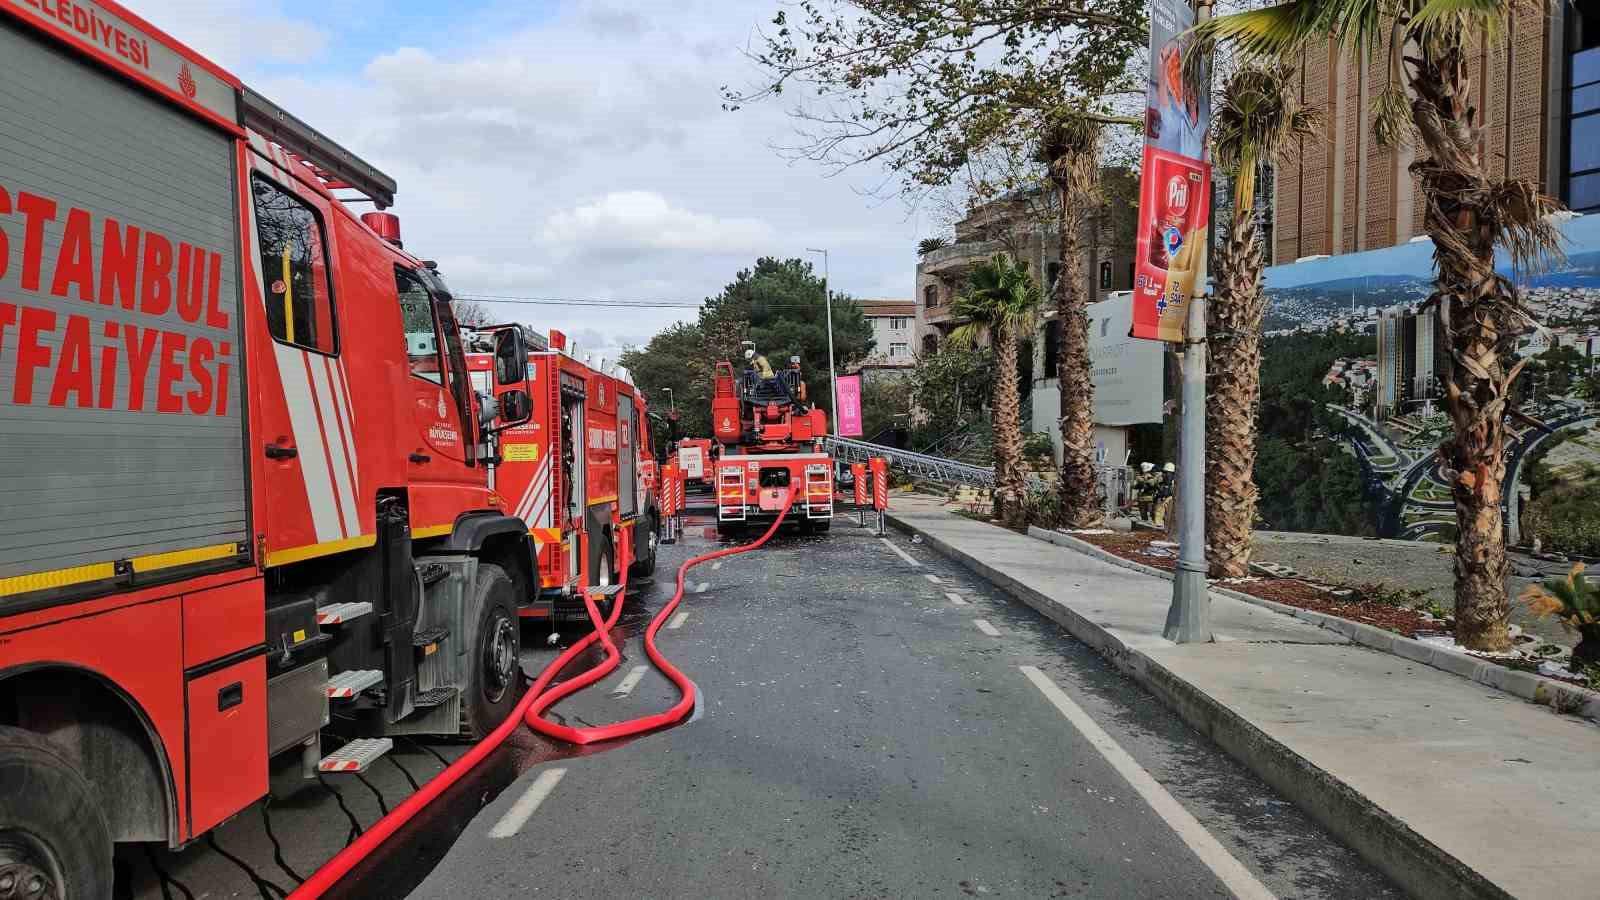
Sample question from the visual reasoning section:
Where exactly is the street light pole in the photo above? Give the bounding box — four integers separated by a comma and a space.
1165, 0, 1214, 644
806, 247, 838, 434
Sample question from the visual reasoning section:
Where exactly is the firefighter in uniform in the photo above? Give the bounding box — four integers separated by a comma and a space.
1134, 462, 1159, 521
1154, 462, 1176, 528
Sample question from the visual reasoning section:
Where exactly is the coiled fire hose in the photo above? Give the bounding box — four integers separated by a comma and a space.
289, 489, 797, 897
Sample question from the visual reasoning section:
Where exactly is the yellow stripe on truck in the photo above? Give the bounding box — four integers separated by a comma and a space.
1, 541, 245, 598
265, 534, 377, 567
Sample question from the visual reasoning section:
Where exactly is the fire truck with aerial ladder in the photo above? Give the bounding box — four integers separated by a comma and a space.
0, 2, 652, 895
710, 344, 835, 537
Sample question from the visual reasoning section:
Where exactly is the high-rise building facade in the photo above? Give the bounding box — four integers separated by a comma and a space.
1274, 4, 1568, 263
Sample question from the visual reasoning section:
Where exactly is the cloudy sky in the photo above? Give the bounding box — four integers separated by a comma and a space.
136, 0, 929, 361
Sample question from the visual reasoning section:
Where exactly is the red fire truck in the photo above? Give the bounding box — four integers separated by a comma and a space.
710, 353, 835, 536
675, 437, 714, 488
0, 3, 593, 894
468, 340, 661, 621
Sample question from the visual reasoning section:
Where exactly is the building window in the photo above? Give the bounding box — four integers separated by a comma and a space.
922, 334, 938, 355
1043, 320, 1061, 378
1099, 260, 1112, 289
1047, 263, 1061, 291
889, 316, 910, 329
924, 284, 939, 307
253, 176, 337, 354
890, 342, 909, 357
1565, 4, 1600, 211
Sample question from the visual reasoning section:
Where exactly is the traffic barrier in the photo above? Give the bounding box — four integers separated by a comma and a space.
870, 457, 889, 535
661, 460, 680, 543
851, 462, 867, 528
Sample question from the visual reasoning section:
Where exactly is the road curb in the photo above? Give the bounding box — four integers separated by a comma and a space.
885, 511, 1515, 900
1025, 526, 1600, 724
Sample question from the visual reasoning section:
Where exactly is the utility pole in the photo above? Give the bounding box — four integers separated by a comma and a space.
806, 247, 839, 433
1165, 0, 1214, 644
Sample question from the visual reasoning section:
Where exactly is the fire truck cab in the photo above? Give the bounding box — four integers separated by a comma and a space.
0, 3, 555, 894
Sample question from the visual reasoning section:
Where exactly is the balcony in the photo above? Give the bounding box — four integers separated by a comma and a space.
917, 239, 1006, 276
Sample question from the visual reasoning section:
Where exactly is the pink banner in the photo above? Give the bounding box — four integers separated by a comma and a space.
836, 374, 863, 437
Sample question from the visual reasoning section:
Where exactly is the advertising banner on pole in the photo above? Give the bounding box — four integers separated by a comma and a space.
836, 374, 864, 436
1132, 0, 1212, 342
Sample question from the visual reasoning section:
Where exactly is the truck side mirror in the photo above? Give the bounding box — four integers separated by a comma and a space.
489, 389, 532, 432
493, 327, 528, 385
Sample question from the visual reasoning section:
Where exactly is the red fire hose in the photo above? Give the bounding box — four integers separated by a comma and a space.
289, 490, 797, 898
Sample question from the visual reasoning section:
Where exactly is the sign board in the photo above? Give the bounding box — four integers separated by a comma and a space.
836, 374, 863, 437
1132, 0, 1211, 342
1090, 292, 1166, 425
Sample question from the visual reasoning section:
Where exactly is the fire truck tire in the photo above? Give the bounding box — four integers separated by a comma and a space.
629, 515, 659, 578
461, 564, 524, 740
808, 520, 832, 535
0, 726, 113, 900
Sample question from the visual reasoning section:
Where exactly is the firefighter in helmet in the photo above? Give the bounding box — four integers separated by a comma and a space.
1134, 462, 1160, 521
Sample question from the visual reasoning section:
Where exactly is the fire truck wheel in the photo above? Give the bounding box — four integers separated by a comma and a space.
0, 726, 113, 900
462, 564, 524, 740
629, 515, 659, 578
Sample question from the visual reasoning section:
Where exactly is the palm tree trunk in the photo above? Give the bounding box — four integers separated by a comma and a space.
1051, 142, 1103, 529
992, 322, 1027, 528
1206, 207, 1267, 578
1409, 39, 1514, 651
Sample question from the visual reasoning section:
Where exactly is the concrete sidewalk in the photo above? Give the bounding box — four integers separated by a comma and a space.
885, 493, 1597, 900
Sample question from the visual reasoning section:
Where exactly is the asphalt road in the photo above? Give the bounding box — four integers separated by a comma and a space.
409, 513, 1401, 900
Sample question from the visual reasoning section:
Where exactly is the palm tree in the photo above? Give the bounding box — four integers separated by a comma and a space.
1198, 1, 1564, 651
1206, 65, 1318, 579
1038, 114, 1108, 530
949, 254, 1044, 528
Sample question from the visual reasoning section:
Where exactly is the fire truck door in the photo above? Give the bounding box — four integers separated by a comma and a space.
396, 269, 468, 466
561, 384, 586, 581
250, 176, 364, 557
618, 396, 639, 520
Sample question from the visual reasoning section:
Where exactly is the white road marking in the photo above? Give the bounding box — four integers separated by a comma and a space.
1018, 666, 1277, 900
488, 768, 566, 838
924, 573, 943, 585
694, 582, 710, 594
712, 561, 723, 571
667, 612, 689, 630
612, 665, 649, 697
973, 618, 1001, 637
944, 591, 969, 606
879, 538, 920, 567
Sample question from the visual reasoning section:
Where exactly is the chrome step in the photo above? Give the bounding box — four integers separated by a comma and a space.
316, 601, 373, 625
414, 687, 458, 710
325, 669, 384, 699
587, 584, 625, 599
318, 738, 392, 773
412, 626, 450, 649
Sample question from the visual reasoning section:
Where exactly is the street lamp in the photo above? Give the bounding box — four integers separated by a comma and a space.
661, 387, 675, 414
805, 247, 838, 435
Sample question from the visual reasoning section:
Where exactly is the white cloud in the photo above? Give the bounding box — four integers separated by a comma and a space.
539, 192, 777, 257
133, 1, 328, 67
147, 0, 925, 347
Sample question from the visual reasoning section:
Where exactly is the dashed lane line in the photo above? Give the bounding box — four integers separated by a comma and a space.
1018, 666, 1276, 900
488, 768, 567, 838
944, 591, 969, 606
693, 582, 710, 594
612, 665, 649, 697
667, 612, 690, 630
972, 619, 1000, 637
924, 573, 943, 585
879, 537, 921, 567
712, 561, 723, 570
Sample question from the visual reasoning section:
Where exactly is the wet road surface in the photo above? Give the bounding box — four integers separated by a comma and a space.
405, 514, 1403, 899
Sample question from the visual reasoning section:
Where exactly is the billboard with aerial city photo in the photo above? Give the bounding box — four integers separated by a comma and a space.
1258, 213, 1600, 555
